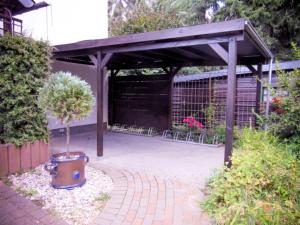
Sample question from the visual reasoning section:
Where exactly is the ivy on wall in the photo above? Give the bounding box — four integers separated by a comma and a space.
0, 34, 52, 146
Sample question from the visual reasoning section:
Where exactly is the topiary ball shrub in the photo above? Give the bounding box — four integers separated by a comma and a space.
0, 34, 51, 146
39, 71, 95, 156
202, 128, 299, 225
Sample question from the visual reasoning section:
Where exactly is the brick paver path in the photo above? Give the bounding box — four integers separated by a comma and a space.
0, 165, 211, 225
0, 181, 68, 225
91, 164, 211, 225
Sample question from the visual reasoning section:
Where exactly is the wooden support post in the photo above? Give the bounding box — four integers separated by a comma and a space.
255, 63, 263, 126
224, 38, 237, 166
168, 74, 174, 130
109, 69, 119, 125
166, 67, 181, 130
97, 51, 104, 157
96, 52, 113, 157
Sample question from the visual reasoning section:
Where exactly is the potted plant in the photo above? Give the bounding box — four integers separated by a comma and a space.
39, 71, 95, 189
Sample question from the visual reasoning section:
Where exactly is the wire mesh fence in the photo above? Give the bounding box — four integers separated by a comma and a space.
171, 66, 260, 144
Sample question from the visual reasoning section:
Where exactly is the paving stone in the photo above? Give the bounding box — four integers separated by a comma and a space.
39, 214, 57, 224
2, 165, 213, 225
31, 208, 49, 219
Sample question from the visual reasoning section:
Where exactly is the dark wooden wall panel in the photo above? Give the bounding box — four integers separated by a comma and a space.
109, 75, 170, 131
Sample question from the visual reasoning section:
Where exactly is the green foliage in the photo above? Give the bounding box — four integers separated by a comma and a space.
110, 1, 183, 36
109, 0, 299, 59
95, 193, 111, 202
203, 128, 300, 225
261, 45, 300, 157
16, 187, 38, 197
214, 0, 300, 59
39, 71, 95, 125
0, 34, 51, 146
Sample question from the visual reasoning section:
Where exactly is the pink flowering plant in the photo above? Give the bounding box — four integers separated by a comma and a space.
182, 116, 204, 131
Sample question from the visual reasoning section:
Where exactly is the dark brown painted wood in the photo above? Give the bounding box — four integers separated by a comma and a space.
104, 36, 241, 55
97, 51, 104, 157
168, 74, 174, 130
167, 67, 181, 129
209, 43, 229, 64
110, 75, 170, 131
89, 55, 97, 65
101, 53, 113, 69
55, 19, 246, 52
245, 64, 258, 75
108, 69, 118, 125
147, 50, 184, 62
224, 38, 237, 166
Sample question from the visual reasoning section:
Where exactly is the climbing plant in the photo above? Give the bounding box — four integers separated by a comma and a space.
0, 34, 52, 146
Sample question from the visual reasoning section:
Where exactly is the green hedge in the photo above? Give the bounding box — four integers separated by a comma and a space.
0, 34, 51, 146
203, 129, 300, 224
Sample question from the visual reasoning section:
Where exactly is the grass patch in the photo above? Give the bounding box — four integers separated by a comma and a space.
0, 177, 13, 187
15, 187, 38, 197
95, 193, 111, 202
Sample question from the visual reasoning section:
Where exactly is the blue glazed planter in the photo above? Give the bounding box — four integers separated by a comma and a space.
44, 151, 89, 190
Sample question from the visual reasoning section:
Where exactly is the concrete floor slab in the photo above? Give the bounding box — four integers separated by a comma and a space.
51, 132, 224, 188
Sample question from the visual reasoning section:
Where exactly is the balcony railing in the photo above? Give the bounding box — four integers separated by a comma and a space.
0, 13, 23, 36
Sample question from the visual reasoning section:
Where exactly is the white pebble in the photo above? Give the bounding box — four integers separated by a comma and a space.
9, 165, 114, 225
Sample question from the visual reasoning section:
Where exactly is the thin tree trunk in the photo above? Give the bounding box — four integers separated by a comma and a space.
66, 123, 70, 158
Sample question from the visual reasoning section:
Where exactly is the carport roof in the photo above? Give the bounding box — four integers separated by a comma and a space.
53, 19, 273, 69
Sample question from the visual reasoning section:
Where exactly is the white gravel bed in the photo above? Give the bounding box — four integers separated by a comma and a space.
9, 165, 114, 225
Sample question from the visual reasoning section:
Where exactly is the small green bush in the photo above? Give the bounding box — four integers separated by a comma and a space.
202, 128, 300, 225
0, 34, 51, 146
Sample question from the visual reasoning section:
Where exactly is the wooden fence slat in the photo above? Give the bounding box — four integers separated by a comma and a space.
39, 141, 49, 164
20, 143, 31, 170
8, 144, 21, 174
0, 145, 9, 177
45, 142, 50, 162
31, 141, 40, 168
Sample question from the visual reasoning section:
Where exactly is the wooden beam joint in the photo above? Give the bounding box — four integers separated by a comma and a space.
208, 43, 228, 64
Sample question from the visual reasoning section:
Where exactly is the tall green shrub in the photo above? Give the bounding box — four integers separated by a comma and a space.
0, 34, 51, 146
203, 129, 300, 224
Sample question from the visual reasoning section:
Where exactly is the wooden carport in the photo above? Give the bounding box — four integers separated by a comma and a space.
53, 19, 273, 165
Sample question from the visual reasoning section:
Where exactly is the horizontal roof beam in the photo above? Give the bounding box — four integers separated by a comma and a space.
54, 19, 246, 52
104, 35, 243, 54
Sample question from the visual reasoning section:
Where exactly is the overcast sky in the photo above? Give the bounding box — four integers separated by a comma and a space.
18, 0, 108, 45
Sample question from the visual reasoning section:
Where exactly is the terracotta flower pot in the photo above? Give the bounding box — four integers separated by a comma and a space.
44, 151, 89, 190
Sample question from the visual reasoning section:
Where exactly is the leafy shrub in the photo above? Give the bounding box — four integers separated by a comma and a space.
0, 34, 51, 146
203, 128, 300, 225
260, 44, 300, 157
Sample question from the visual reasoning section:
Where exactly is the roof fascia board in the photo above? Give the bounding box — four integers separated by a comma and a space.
244, 20, 273, 59
54, 19, 246, 52
103, 35, 243, 54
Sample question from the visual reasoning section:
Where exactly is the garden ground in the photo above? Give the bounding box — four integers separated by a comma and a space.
0, 132, 224, 225
52, 131, 224, 188
52, 131, 224, 224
